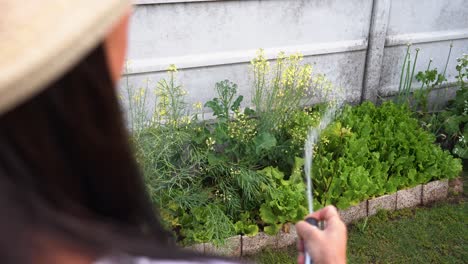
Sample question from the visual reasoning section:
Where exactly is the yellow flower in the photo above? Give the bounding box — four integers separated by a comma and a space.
322, 136, 330, 145
193, 102, 203, 111
167, 64, 178, 72
205, 137, 216, 150
182, 116, 191, 124
139, 88, 146, 97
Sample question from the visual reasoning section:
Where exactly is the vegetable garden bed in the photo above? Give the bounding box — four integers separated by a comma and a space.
123, 51, 466, 250
183, 177, 463, 257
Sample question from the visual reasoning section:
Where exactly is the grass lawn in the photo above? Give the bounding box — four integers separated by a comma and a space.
248, 175, 467, 263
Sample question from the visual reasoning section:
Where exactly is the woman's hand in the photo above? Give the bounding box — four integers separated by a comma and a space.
295, 206, 347, 264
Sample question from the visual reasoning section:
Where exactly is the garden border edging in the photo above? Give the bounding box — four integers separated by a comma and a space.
183, 177, 462, 257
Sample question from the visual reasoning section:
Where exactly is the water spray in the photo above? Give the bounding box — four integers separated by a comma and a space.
303, 105, 340, 264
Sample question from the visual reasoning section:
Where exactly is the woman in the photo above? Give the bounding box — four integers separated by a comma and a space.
0, 1, 346, 263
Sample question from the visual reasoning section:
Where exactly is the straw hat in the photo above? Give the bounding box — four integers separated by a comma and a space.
0, 0, 130, 115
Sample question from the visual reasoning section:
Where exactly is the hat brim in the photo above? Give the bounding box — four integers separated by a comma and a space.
0, 0, 131, 115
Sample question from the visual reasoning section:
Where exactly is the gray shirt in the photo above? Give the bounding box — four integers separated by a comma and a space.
96, 256, 241, 264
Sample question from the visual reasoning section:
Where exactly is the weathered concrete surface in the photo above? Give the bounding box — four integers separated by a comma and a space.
378, 40, 467, 101
368, 193, 397, 216
422, 179, 449, 205
449, 177, 464, 195
242, 232, 276, 256
378, 0, 468, 100
387, 0, 468, 35
339, 201, 367, 224
276, 224, 297, 249
362, 0, 391, 102
184, 243, 204, 254
122, 0, 468, 114
122, 0, 373, 113
204, 235, 241, 257
397, 185, 422, 210
129, 0, 372, 59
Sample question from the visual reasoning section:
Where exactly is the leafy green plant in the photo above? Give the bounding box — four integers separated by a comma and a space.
284, 108, 321, 152
456, 54, 468, 89
436, 90, 467, 159
313, 102, 462, 209
414, 63, 447, 112
452, 55, 468, 159
201, 80, 285, 168
205, 80, 243, 120
397, 44, 453, 112
234, 212, 259, 237
258, 158, 308, 235
417, 54, 467, 159
180, 204, 236, 245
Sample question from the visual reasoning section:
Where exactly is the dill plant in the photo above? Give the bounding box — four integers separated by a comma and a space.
122, 65, 224, 243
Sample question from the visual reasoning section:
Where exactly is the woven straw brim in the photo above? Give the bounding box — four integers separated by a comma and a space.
0, 0, 130, 115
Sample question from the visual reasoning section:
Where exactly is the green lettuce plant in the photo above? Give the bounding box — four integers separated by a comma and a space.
234, 212, 259, 237
259, 158, 308, 235
313, 102, 462, 209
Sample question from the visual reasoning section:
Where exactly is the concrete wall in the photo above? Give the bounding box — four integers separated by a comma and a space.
377, 0, 468, 98
122, 0, 468, 111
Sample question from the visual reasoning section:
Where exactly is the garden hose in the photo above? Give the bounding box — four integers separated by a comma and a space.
305, 217, 320, 264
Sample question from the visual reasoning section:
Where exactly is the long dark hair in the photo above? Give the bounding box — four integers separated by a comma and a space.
0, 45, 205, 263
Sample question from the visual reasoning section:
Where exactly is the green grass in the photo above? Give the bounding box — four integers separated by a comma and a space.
248, 194, 467, 263
348, 201, 467, 263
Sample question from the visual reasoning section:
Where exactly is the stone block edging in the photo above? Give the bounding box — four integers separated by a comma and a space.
422, 179, 448, 205
184, 178, 460, 257
448, 177, 463, 195
339, 200, 367, 224
368, 193, 397, 216
397, 184, 422, 210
